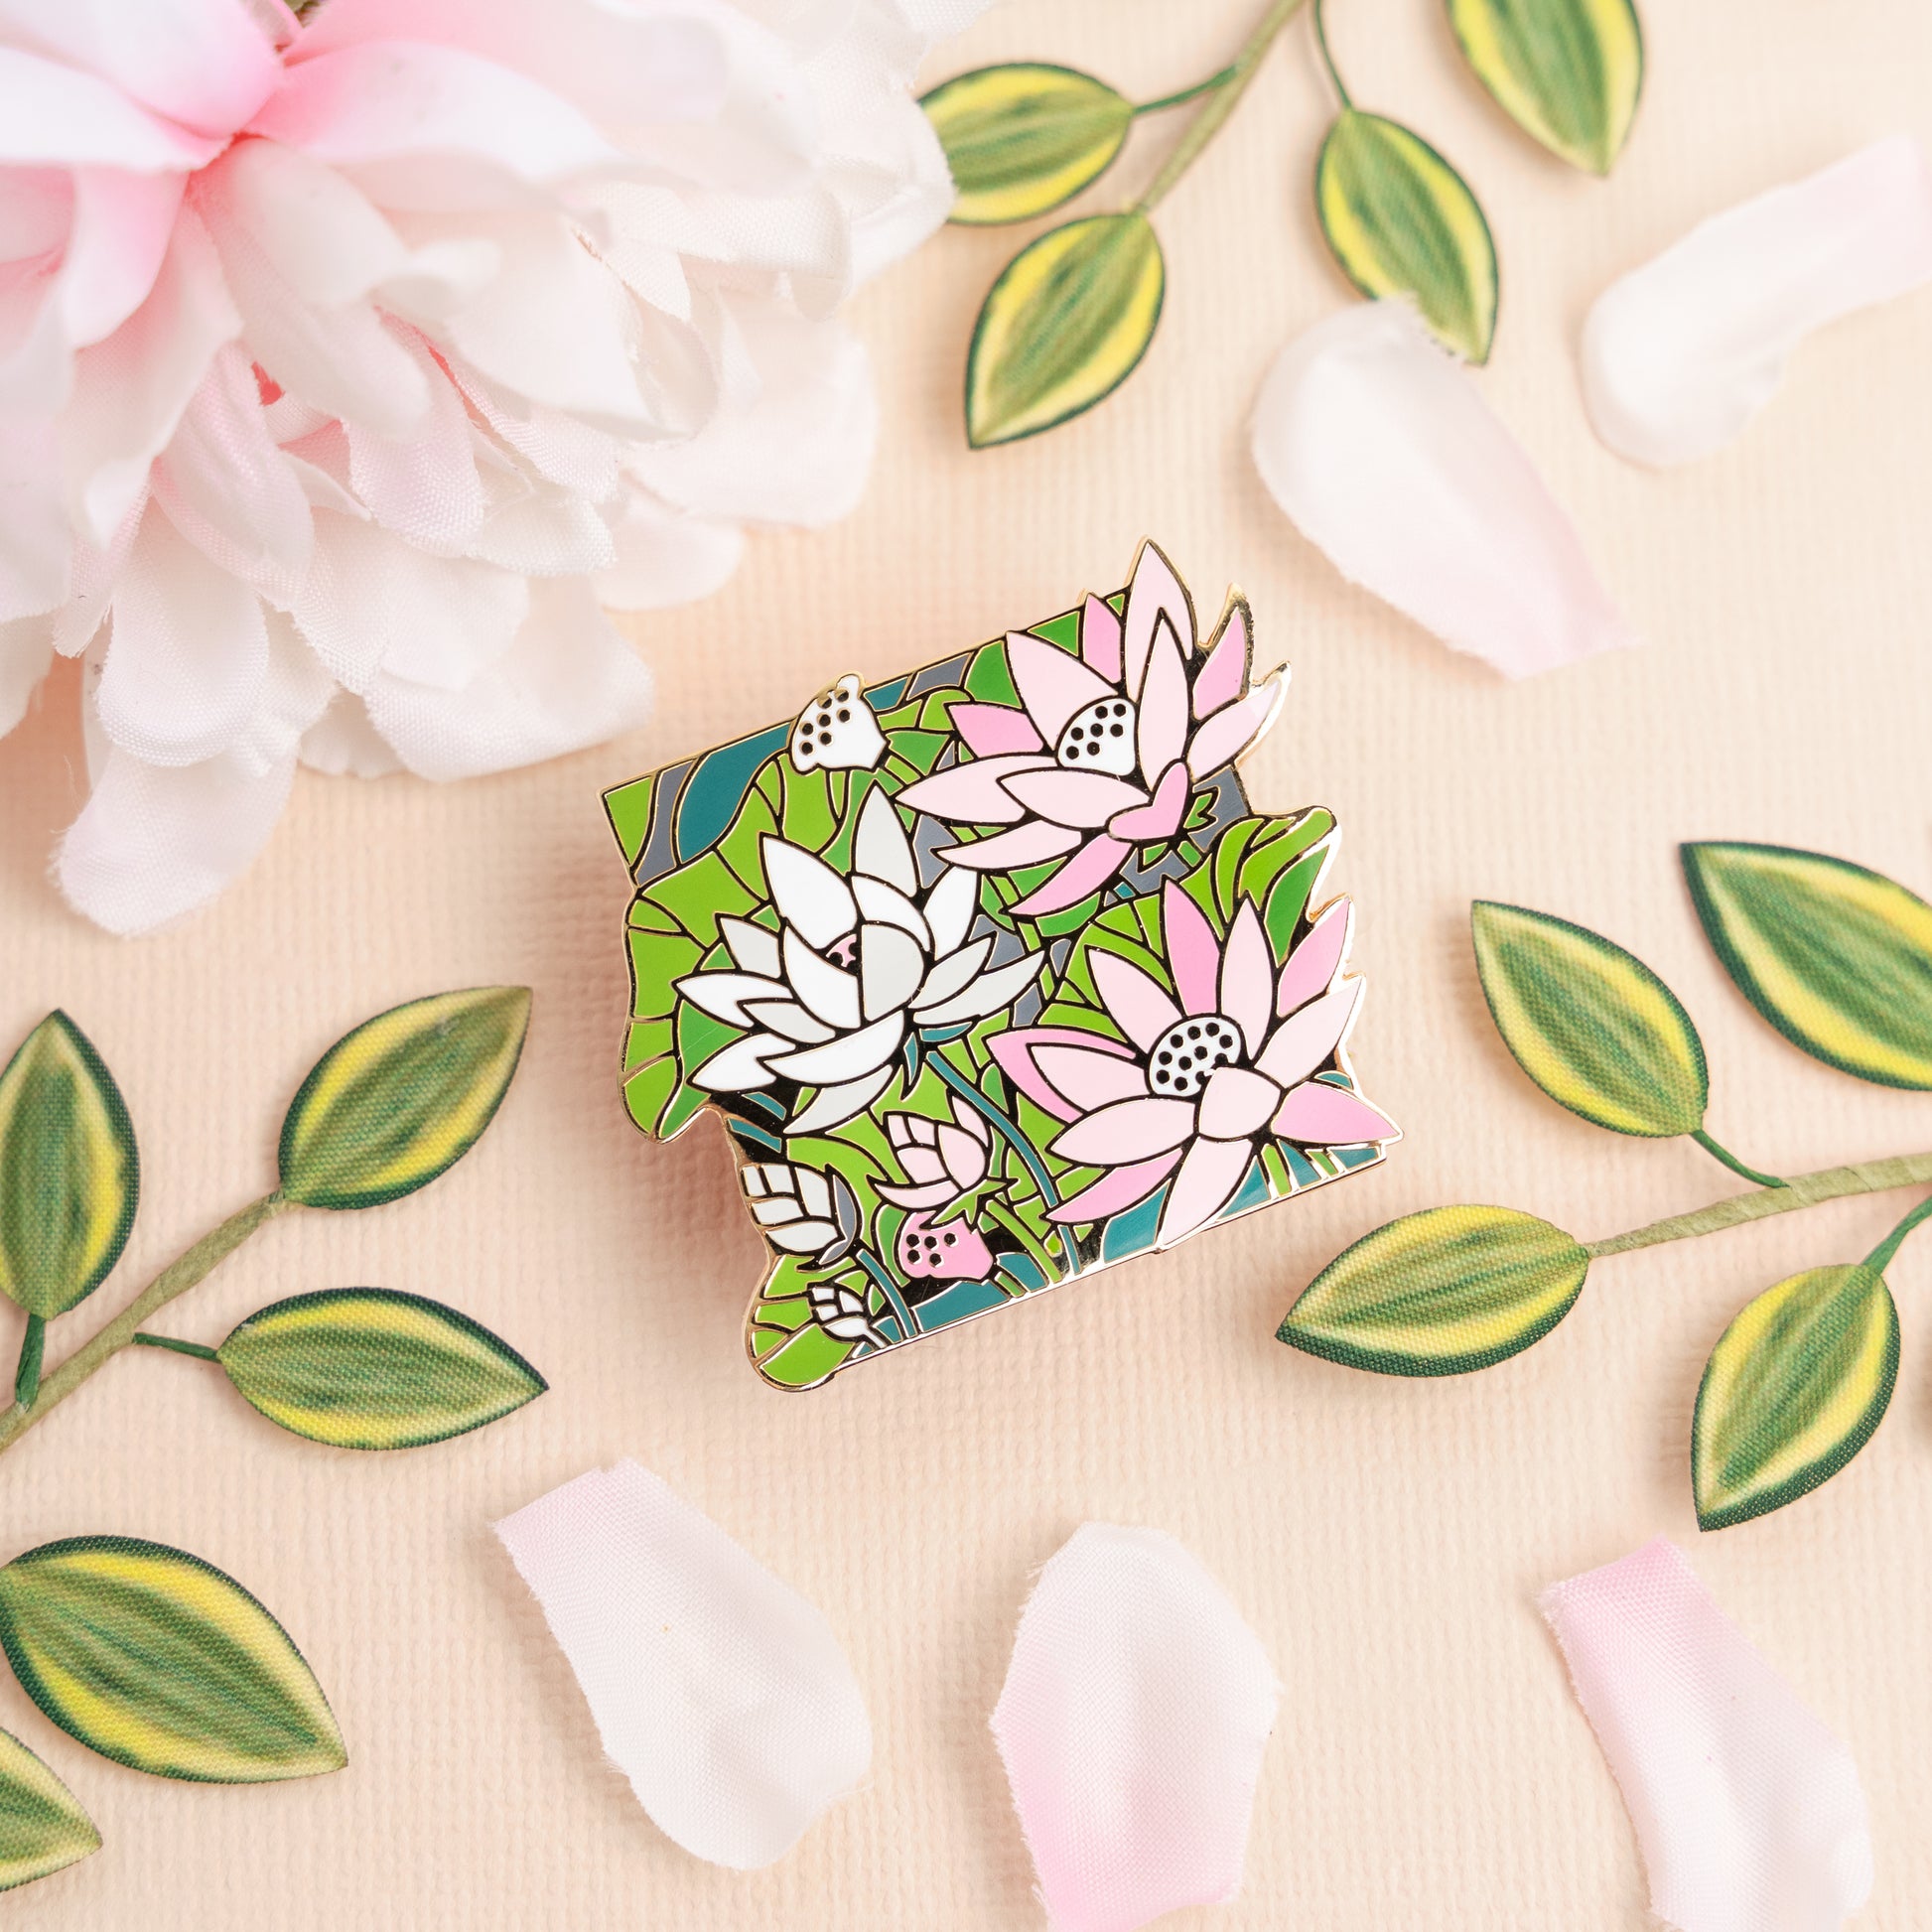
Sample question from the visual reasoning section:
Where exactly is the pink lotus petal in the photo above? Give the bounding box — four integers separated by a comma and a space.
1271, 1080, 1396, 1148
1007, 628, 1116, 744
1107, 759, 1188, 842
1198, 1067, 1281, 1143
1033, 1044, 1149, 1114
1162, 881, 1221, 1017
1192, 599, 1252, 719
1080, 592, 1123, 683
951, 700, 1043, 758
897, 1210, 995, 1283
1136, 616, 1189, 782
877, 1177, 949, 1209
936, 1124, 986, 1190
1541, 1538, 1871, 1932
897, 753, 1048, 827
1051, 1096, 1195, 1167
1185, 673, 1282, 785
992, 1026, 1136, 1123
1000, 766, 1147, 831
1010, 832, 1133, 916
1090, 949, 1182, 1052
1121, 540, 1193, 699
1048, 1151, 1181, 1225
939, 819, 1081, 873
993, 1523, 1278, 1932
1219, 901, 1275, 1056
1157, 1135, 1257, 1247
947, 1094, 993, 1147
1276, 897, 1351, 1017
1257, 980, 1359, 1089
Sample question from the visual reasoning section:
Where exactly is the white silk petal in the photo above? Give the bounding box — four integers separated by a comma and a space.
993, 1524, 1279, 1932
1251, 302, 1633, 679
0, 614, 52, 734
596, 491, 744, 611
0, 48, 220, 171
0, 415, 70, 621
1584, 136, 1932, 467
1542, 1538, 1872, 1932
493, 1460, 872, 1871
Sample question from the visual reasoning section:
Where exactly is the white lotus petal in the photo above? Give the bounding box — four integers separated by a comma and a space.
494, 1461, 872, 1870
720, 914, 781, 980
691, 1030, 781, 1093
675, 968, 788, 1028
853, 784, 916, 892
793, 1167, 833, 1220
852, 873, 931, 950
761, 838, 857, 950
859, 921, 926, 1023
782, 926, 861, 1031
1584, 137, 1932, 468
765, 1218, 839, 1255
766, 1011, 903, 1085
784, 1064, 893, 1138
742, 999, 833, 1045
905, 935, 990, 1014
921, 862, 978, 957
1251, 302, 1633, 679
915, 950, 1040, 1028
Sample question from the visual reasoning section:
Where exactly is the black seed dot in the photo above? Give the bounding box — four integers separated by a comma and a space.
1110, 724, 1124, 737
943, 1230, 956, 1246
1187, 1024, 1201, 1039
838, 709, 850, 722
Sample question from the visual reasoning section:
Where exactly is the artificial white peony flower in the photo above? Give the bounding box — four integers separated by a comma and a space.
0, 0, 987, 933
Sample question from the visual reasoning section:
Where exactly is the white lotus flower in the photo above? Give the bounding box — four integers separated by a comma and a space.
0, 0, 988, 933
740, 1161, 860, 1263
677, 788, 1043, 1136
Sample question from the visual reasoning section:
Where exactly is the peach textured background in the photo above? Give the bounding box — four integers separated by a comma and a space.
4, 1, 1932, 1926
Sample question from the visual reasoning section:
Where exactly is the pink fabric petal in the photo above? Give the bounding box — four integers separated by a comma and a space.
992, 1523, 1278, 1932
1051, 1096, 1195, 1167
1106, 759, 1188, 842
897, 753, 1047, 826
1198, 1067, 1281, 1143
938, 819, 1081, 872
1136, 616, 1189, 783
1162, 881, 1222, 1017
1191, 599, 1252, 718
1276, 897, 1352, 1017
1090, 949, 1182, 1052
56, 168, 187, 356
1121, 539, 1193, 700
1257, 980, 1360, 1089
1032, 1044, 1149, 1114
991, 1027, 1136, 1123
1007, 628, 1115, 744
1079, 592, 1123, 683
950, 700, 1043, 758
1009, 833, 1132, 916
1541, 1538, 1872, 1932
1218, 900, 1275, 1055
1271, 1080, 1396, 1148
1047, 1151, 1182, 1226
1000, 766, 1146, 830
1156, 1135, 1257, 1246
1185, 673, 1283, 784
0, 49, 223, 171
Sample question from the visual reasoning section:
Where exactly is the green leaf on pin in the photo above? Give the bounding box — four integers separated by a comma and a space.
923, 64, 1135, 225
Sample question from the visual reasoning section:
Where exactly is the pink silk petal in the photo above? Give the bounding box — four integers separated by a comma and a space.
896, 752, 1047, 826
1010, 832, 1133, 916
1271, 1080, 1396, 1148
1218, 900, 1275, 1055
1033, 1044, 1150, 1113
951, 700, 1044, 758
1121, 540, 1192, 700
1050, 1096, 1196, 1167
1090, 948, 1182, 1051
1162, 880, 1222, 1016
1542, 1538, 1872, 1932
1080, 592, 1123, 683
1256, 980, 1359, 1090
1048, 1151, 1180, 1225
1001, 766, 1147, 831
1106, 759, 1188, 842
1185, 675, 1281, 785
1135, 617, 1189, 783
1191, 600, 1251, 718
940, 819, 1082, 872
991, 1027, 1136, 1123
993, 1523, 1279, 1932
1156, 1135, 1255, 1246
1007, 628, 1116, 744
1276, 897, 1351, 1017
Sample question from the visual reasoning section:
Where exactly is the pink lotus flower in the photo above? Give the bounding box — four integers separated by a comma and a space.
880, 1097, 996, 1283
896, 543, 1285, 917
992, 883, 1398, 1248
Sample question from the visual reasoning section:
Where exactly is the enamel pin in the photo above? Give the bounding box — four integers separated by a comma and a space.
606, 544, 1398, 1389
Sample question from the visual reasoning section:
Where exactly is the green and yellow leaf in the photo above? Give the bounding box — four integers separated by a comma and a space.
1280, 1204, 1588, 1375
1471, 901, 1706, 1137
1682, 843, 1932, 1090
1315, 109, 1499, 362
218, 1289, 546, 1449
0, 1538, 345, 1783
0, 1013, 138, 1319
923, 64, 1133, 225
1693, 1264, 1898, 1531
279, 988, 530, 1210
966, 212, 1164, 447
1446, 0, 1642, 175
0, 1725, 99, 1892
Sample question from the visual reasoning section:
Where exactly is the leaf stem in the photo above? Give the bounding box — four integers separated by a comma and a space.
131, 1332, 221, 1362
1136, 66, 1239, 115
1311, 0, 1351, 107
1691, 1128, 1785, 1190
1863, 1192, 1932, 1275
1583, 1152, 1932, 1260
12, 1314, 44, 1409
1138, 0, 1311, 211
0, 1192, 289, 1455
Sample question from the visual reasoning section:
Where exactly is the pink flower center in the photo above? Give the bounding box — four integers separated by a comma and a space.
1055, 697, 1137, 776
1148, 1015, 1243, 1097
824, 933, 860, 970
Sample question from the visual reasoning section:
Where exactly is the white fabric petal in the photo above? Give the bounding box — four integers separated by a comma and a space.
1542, 1538, 1872, 1932
0, 613, 53, 734
297, 690, 403, 776
344, 332, 485, 555
1584, 136, 1932, 467
1251, 302, 1634, 679
0, 47, 220, 171
993, 1524, 1280, 1932
493, 1460, 872, 1871
0, 414, 70, 621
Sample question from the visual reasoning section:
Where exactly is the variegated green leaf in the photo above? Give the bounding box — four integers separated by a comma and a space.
279, 988, 530, 1210
1447, 0, 1642, 175
966, 212, 1165, 447
1280, 1204, 1587, 1374
1693, 1264, 1898, 1530
1683, 843, 1932, 1090
218, 1289, 545, 1449
1471, 901, 1706, 1137
1315, 109, 1498, 362
0, 1538, 345, 1783
923, 64, 1133, 225
0, 1725, 99, 1891
0, 1013, 138, 1319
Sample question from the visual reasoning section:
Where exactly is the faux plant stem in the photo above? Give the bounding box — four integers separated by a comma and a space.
0, 1192, 289, 1453
1137, 66, 1239, 115
1863, 1192, 1932, 1275
131, 1333, 221, 1362
1584, 1152, 1932, 1260
1691, 1128, 1785, 1190
1139, 0, 1310, 210
1311, 0, 1351, 106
